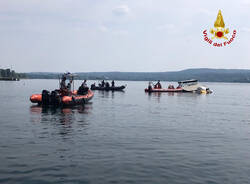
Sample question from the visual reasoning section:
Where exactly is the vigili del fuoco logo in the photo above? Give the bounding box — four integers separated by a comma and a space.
203, 10, 236, 47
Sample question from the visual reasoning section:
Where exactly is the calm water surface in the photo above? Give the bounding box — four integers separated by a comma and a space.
1, 80, 250, 184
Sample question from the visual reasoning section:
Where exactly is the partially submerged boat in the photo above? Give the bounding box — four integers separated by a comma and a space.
179, 79, 212, 94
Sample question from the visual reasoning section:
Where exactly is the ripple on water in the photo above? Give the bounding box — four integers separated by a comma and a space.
1, 81, 250, 184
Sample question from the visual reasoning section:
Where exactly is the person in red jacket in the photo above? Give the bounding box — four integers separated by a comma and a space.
155, 80, 162, 89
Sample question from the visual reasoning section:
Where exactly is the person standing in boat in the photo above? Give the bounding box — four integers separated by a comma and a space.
60, 74, 71, 96
67, 78, 73, 91
111, 80, 115, 87
60, 75, 67, 90
101, 80, 105, 87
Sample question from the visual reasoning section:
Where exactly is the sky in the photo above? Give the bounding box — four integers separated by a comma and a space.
0, 0, 249, 72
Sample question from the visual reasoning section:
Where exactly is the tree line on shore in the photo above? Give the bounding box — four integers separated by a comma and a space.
0, 68, 26, 79
22, 68, 250, 83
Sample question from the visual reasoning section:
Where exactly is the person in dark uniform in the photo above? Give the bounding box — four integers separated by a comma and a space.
148, 82, 152, 91
101, 80, 105, 87
111, 80, 115, 87
105, 82, 110, 88
77, 80, 89, 95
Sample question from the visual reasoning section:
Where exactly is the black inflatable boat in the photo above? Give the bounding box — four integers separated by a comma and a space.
91, 84, 126, 91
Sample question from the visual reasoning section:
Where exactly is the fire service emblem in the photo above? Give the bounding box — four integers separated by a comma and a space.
203, 10, 236, 47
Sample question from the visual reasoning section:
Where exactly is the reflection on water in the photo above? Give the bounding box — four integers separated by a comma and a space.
2, 80, 250, 184
97, 90, 125, 99
147, 92, 162, 102
30, 104, 93, 130
146, 92, 205, 103
30, 104, 92, 115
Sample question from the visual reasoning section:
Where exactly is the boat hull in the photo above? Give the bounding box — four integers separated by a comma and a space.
62, 90, 94, 106
91, 85, 125, 91
30, 90, 94, 106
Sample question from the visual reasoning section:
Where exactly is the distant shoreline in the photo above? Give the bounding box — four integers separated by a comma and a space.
18, 78, 250, 84
20, 68, 250, 83
0, 77, 20, 81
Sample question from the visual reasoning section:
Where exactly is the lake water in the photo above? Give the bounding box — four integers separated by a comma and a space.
1, 79, 250, 184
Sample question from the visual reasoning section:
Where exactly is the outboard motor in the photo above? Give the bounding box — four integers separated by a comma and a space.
42, 90, 51, 105
50, 90, 61, 106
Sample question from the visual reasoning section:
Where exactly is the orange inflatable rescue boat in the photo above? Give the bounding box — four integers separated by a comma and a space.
30, 89, 93, 106
30, 73, 94, 106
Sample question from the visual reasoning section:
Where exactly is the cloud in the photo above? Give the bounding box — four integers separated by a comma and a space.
112, 5, 130, 16
198, 9, 216, 16
241, 27, 250, 33
113, 30, 128, 35
241, 0, 250, 6
98, 25, 128, 36
157, 24, 175, 31
99, 25, 109, 32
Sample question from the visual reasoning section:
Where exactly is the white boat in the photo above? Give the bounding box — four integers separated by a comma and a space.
178, 79, 212, 94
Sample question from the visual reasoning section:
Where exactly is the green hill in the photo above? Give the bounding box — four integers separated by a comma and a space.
24, 68, 250, 83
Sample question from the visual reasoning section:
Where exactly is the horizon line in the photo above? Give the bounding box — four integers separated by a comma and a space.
15, 67, 250, 73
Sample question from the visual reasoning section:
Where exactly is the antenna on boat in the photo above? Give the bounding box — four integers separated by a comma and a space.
58, 75, 61, 89
69, 73, 77, 92
72, 75, 74, 92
